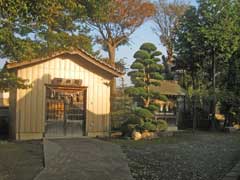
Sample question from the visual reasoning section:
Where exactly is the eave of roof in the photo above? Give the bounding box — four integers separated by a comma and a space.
6, 48, 124, 77
151, 80, 186, 96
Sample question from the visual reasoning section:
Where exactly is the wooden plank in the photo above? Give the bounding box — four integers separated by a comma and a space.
31, 64, 38, 132
19, 70, 27, 133
102, 84, 107, 131
49, 58, 55, 69
15, 87, 20, 134
42, 60, 51, 134
106, 84, 110, 132
55, 57, 60, 71
97, 75, 103, 132
87, 70, 93, 133
54, 58, 59, 78
87, 69, 92, 134
59, 59, 64, 71
92, 72, 97, 132
73, 59, 77, 79
96, 80, 100, 132
99, 83, 104, 132
84, 89, 88, 135
65, 58, 70, 74
9, 88, 17, 137
37, 63, 44, 132
69, 59, 75, 79
24, 69, 29, 132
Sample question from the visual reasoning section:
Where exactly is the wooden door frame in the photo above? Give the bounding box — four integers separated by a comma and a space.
44, 84, 88, 137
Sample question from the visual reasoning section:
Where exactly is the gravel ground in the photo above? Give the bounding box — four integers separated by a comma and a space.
112, 131, 240, 180
0, 140, 44, 180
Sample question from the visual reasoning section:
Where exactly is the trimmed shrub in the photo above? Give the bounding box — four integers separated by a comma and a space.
127, 114, 145, 125
152, 120, 168, 131
120, 123, 137, 136
142, 121, 157, 132
120, 106, 168, 137
134, 107, 153, 120
148, 104, 159, 112
120, 113, 145, 136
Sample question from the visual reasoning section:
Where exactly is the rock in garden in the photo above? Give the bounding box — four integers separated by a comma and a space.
141, 130, 157, 140
141, 130, 151, 139
233, 124, 240, 130
132, 131, 142, 141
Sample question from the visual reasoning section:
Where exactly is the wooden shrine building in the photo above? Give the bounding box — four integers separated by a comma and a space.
151, 80, 186, 131
6, 49, 123, 140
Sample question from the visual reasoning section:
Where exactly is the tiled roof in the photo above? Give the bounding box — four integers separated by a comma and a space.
151, 80, 186, 96
6, 48, 124, 77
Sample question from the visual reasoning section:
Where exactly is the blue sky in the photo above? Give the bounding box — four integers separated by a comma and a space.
0, 0, 197, 73
111, 0, 198, 85
112, 0, 198, 70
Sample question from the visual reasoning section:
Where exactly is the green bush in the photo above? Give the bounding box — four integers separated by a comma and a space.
142, 121, 157, 132
120, 118, 168, 136
134, 107, 153, 120
120, 123, 137, 136
148, 104, 159, 112
152, 120, 168, 131
111, 94, 134, 130
120, 107, 168, 136
127, 114, 145, 125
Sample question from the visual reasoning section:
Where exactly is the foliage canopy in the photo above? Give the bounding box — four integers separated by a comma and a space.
126, 42, 167, 109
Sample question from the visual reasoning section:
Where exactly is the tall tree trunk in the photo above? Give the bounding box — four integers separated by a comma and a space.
164, 45, 174, 80
144, 86, 150, 108
166, 45, 174, 63
108, 43, 116, 66
144, 98, 150, 108
211, 46, 217, 130
108, 43, 117, 96
144, 71, 151, 108
192, 95, 197, 131
107, 43, 117, 135
191, 70, 197, 131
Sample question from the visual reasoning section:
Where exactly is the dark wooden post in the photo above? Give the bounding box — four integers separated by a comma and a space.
64, 102, 67, 136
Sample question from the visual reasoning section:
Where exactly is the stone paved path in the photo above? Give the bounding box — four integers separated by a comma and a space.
35, 138, 134, 180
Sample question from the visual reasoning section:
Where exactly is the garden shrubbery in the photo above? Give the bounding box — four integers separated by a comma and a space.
121, 119, 168, 136
119, 43, 168, 139
154, 120, 168, 131
120, 107, 168, 137
142, 121, 157, 132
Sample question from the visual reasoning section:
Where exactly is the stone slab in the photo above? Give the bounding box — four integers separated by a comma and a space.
34, 138, 134, 180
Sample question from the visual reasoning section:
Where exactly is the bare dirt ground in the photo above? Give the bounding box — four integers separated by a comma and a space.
1, 132, 240, 180
112, 131, 240, 180
0, 140, 43, 180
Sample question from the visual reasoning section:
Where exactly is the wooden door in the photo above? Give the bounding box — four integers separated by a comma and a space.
45, 86, 86, 138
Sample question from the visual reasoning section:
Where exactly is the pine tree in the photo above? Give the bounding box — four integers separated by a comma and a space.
0, 69, 30, 91
220, 51, 240, 126
126, 43, 167, 109
0, 0, 92, 61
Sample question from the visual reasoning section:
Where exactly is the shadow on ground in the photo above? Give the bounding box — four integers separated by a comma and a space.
0, 140, 44, 180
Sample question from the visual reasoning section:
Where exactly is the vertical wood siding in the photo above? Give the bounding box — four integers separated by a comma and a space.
9, 89, 17, 138
15, 54, 111, 136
